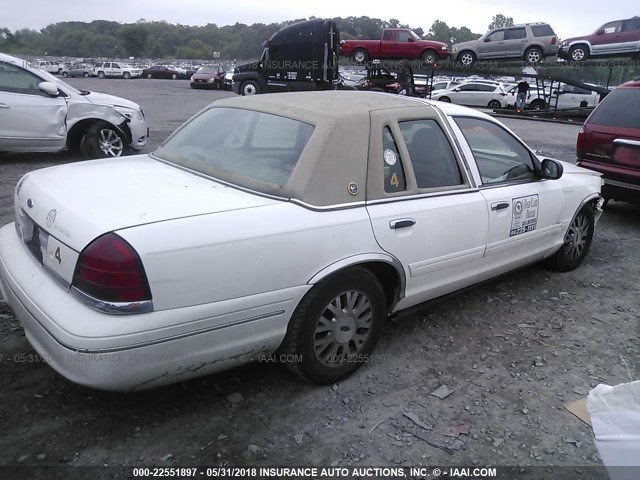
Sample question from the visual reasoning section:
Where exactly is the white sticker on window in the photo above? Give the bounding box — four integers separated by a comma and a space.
384, 149, 397, 166
510, 194, 538, 237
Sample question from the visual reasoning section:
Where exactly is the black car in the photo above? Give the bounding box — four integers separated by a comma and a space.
142, 66, 185, 80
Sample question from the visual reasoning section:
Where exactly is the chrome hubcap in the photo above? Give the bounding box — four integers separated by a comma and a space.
98, 129, 124, 157
572, 49, 585, 61
528, 51, 541, 62
564, 213, 589, 261
244, 84, 256, 95
461, 53, 473, 65
355, 52, 365, 62
313, 290, 372, 367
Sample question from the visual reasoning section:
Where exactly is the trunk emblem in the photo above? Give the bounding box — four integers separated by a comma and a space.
27, 199, 33, 208
46, 209, 57, 228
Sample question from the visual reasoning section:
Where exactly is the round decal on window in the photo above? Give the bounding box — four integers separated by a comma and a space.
384, 149, 397, 166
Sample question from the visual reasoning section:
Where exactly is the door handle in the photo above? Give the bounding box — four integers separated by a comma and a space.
389, 218, 416, 229
491, 202, 510, 211
0, 103, 9, 108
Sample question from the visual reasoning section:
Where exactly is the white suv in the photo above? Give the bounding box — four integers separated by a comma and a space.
93, 62, 143, 79
0, 53, 148, 158
33, 60, 63, 75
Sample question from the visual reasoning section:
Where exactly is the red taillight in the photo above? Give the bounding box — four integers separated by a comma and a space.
73, 233, 151, 303
576, 126, 585, 159
551, 36, 557, 45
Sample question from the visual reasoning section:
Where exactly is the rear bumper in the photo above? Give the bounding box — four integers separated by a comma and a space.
0, 223, 304, 391
577, 160, 640, 202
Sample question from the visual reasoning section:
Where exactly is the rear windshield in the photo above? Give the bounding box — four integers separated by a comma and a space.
531, 25, 555, 37
154, 107, 314, 187
587, 88, 640, 129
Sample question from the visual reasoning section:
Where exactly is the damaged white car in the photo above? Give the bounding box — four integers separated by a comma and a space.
0, 91, 603, 391
0, 53, 148, 158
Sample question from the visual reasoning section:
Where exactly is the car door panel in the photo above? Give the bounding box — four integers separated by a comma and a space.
366, 111, 489, 310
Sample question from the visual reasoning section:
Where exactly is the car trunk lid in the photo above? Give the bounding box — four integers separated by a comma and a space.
15, 154, 280, 255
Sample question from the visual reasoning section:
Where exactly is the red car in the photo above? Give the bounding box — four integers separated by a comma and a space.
340, 28, 448, 63
576, 80, 640, 203
559, 17, 640, 61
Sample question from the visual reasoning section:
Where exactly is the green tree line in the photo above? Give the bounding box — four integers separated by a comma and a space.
0, 16, 483, 60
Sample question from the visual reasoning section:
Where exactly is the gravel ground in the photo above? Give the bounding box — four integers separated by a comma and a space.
0, 78, 638, 477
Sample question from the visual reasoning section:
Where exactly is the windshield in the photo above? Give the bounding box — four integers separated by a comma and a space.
155, 107, 315, 188
197, 67, 220, 74
411, 31, 421, 40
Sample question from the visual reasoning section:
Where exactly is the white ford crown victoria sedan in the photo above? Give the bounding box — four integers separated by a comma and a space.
0, 91, 603, 391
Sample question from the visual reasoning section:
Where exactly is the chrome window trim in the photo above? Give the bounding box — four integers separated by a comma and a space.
70, 286, 154, 315
366, 186, 480, 206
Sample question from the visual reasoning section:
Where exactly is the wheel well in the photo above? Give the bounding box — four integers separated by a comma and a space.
571, 43, 590, 52
422, 48, 437, 56
525, 44, 544, 52
66, 119, 129, 151
356, 261, 401, 310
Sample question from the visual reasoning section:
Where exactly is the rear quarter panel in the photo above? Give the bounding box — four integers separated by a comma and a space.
118, 202, 384, 311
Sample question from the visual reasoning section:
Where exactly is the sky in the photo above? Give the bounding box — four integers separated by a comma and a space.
1, 0, 637, 39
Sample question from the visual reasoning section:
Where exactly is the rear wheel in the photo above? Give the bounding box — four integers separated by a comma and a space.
488, 99, 502, 108
280, 267, 386, 384
352, 49, 368, 63
146, 73, 153, 79
529, 99, 546, 110
241, 80, 260, 96
438, 96, 451, 103
62, 71, 68, 77
458, 50, 476, 66
80, 122, 126, 159
171, 73, 177, 80
83, 72, 89, 78
547, 205, 594, 272
569, 45, 589, 61
525, 47, 544, 64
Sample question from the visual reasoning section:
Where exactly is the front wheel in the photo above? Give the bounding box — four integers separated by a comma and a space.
279, 267, 386, 384
80, 122, 126, 159
438, 96, 451, 103
421, 49, 437, 64
83, 72, 89, 78
529, 99, 546, 110
569, 45, 589, 61
97, 71, 105, 79
62, 71, 68, 77
123, 72, 131, 79
241, 80, 260, 96
547, 205, 594, 272
171, 73, 177, 80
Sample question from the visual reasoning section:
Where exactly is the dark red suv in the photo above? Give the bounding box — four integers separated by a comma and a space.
576, 80, 640, 203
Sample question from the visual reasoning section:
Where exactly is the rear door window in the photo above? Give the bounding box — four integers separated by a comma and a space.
587, 88, 640, 128
505, 28, 526, 40
622, 18, 640, 32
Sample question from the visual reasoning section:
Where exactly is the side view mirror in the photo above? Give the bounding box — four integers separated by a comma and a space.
596, 28, 605, 35
453, 87, 461, 92
541, 159, 563, 180
484, 37, 491, 42
408, 37, 415, 42
38, 81, 59, 96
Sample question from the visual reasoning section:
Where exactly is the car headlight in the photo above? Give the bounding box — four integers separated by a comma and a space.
441, 45, 447, 50
115, 106, 143, 121
207, 77, 215, 83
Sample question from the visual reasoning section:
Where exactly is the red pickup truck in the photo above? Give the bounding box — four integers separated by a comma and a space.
340, 28, 449, 63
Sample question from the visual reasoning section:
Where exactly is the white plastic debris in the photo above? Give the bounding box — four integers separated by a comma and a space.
587, 380, 640, 480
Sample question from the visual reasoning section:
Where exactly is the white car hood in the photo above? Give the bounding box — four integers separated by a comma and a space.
16, 155, 279, 251
84, 91, 140, 110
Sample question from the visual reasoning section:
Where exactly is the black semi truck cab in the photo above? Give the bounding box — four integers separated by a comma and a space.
232, 19, 341, 95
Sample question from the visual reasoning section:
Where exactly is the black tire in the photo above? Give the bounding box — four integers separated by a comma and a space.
438, 96, 452, 103
123, 72, 131, 79
190, 84, 196, 89
488, 99, 502, 108
80, 122, 126, 159
83, 72, 89, 78
547, 205, 594, 272
241, 80, 260, 95
524, 47, 544, 64
146, 73, 153, 79
529, 99, 546, 110
569, 45, 589, 62
421, 49, 438, 64
62, 71, 68, 77
458, 50, 476, 66
279, 267, 386, 384
352, 48, 369, 63
97, 71, 105, 79
171, 73, 177, 80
